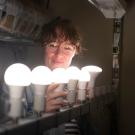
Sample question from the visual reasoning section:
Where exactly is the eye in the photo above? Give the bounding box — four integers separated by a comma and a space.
64, 45, 74, 51
48, 42, 58, 48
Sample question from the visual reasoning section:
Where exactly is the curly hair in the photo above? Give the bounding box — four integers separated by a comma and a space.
40, 17, 82, 54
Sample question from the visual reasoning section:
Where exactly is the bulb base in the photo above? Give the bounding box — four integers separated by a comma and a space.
33, 84, 47, 114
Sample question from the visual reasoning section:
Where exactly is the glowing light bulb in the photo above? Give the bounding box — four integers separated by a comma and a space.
81, 65, 102, 99
4, 63, 31, 86
66, 66, 80, 90
66, 66, 80, 106
77, 70, 91, 102
4, 63, 31, 119
31, 66, 52, 115
52, 68, 68, 92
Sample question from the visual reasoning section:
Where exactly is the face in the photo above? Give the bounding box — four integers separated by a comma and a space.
44, 41, 76, 70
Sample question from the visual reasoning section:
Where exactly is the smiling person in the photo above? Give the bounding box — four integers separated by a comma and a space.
42, 17, 81, 70
39, 17, 93, 135
41, 17, 81, 113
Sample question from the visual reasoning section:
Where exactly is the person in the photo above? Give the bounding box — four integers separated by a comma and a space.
41, 17, 81, 113
39, 17, 94, 135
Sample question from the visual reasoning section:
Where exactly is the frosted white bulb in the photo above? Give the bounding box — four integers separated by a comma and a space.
66, 66, 80, 80
81, 65, 102, 88
79, 70, 90, 82
31, 66, 52, 85
78, 70, 90, 90
77, 70, 90, 102
4, 63, 31, 86
81, 65, 102, 99
4, 63, 31, 119
52, 68, 69, 83
81, 65, 102, 73
81, 65, 102, 86
66, 66, 80, 90
31, 66, 52, 114
66, 66, 80, 105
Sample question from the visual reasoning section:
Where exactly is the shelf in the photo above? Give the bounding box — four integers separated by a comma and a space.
0, 93, 116, 135
0, 28, 40, 47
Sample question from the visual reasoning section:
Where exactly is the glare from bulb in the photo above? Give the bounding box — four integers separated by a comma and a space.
66, 66, 80, 90
66, 66, 80, 105
31, 66, 52, 85
78, 70, 90, 90
31, 66, 52, 114
66, 66, 80, 80
79, 70, 91, 82
78, 70, 90, 102
4, 63, 31, 86
81, 65, 102, 73
81, 65, 102, 88
81, 65, 103, 99
4, 63, 31, 120
52, 68, 69, 83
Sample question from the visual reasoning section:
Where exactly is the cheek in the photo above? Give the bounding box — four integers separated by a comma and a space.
44, 49, 53, 65
65, 53, 75, 65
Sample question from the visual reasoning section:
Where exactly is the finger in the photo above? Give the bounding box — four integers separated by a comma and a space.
47, 91, 67, 100
46, 98, 64, 112
47, 83, 59, 93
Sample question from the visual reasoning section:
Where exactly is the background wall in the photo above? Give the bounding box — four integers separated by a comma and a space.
119, 1, 135, 135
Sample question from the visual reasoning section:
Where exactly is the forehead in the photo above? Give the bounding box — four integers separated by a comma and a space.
53, 40, 73, 45
47, 40, 76, 48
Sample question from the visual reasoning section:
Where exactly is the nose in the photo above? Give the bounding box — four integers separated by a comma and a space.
55, 45, 63, 55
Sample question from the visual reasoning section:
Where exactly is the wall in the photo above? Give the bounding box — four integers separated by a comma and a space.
119, 2, 135, 135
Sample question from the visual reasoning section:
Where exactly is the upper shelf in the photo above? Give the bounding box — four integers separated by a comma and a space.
0, 0, 51, 44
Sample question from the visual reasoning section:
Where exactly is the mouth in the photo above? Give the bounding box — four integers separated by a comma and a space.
51, 60, 65, 68
53, 59, 64, 64
54, 61, 64, 65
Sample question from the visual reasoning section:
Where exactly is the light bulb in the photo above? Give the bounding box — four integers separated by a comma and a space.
31, 66, 52, 114
81, 65, 102, 99
52, 68, 68, 92
77, 70, 91, 102
66, 66, 80, 106
4, 63, 31, 86
66, 66, 80, 90
31, 66, 52, 85
78, 70, 90, 89
52, 68, 68, 84
52, 68, 69, 111
4, 63, 31, 119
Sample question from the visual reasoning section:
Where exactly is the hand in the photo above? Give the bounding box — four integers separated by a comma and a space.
45, 84, 67, 113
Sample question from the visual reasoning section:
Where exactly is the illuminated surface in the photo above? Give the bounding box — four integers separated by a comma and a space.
78, 70, 91, 101
31, 66, 52, 114
31, 66, 52, 85
52, 68, 68, 83
4, 63, 31, 119
4, 63, 31, 86
81, 65, 102, 98
66, 66, 80, 105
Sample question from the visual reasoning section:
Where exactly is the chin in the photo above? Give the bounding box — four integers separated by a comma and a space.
51, 64, 67, 69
